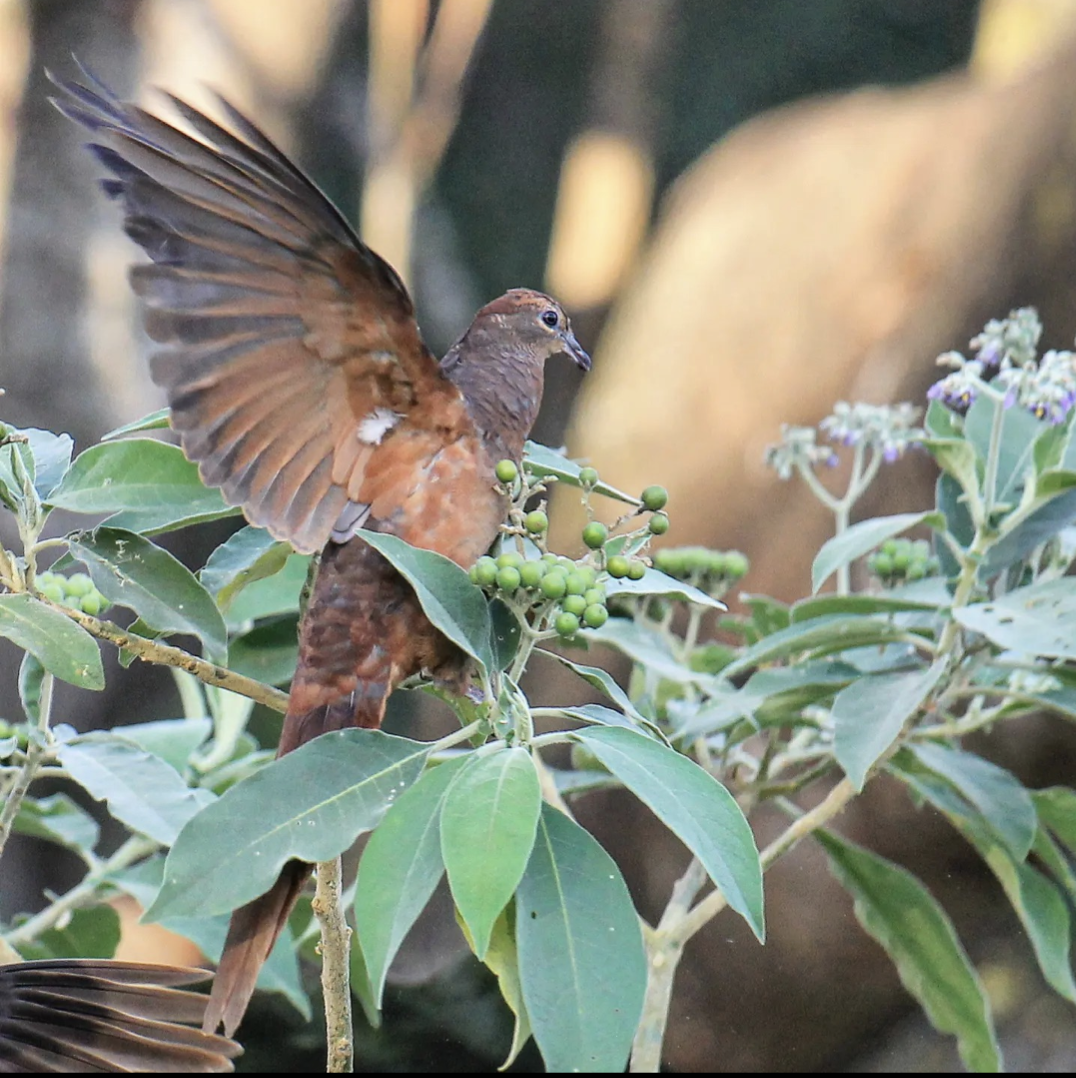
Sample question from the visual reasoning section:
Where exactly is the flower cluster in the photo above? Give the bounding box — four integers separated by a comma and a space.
928, 308, 1076, 425
764, 425, 838, 480
820, 401, 922, 462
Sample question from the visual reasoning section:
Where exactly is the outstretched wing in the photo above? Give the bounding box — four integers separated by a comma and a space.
51, 67, 460, 554
0, 959, 241, 1072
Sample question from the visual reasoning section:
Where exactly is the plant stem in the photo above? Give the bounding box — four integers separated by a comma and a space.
0, 673, 54, 864
313, 857, 353, 1074
981, 396, 1006, 521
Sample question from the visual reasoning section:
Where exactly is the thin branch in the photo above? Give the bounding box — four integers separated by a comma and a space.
0, 672, 54, 864
313, 857, 353, 1074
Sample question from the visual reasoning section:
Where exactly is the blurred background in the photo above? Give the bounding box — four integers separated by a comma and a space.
3, 0, 1076, 1071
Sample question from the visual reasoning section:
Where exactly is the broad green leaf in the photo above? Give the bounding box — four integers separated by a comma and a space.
537, 650, 650, 726
983, 489, 1076, 576
442, 748, 542, 959
522, 441, 640, 505
355, 756, 470, 1005
953, 578, 1076, 660
48, 439, 234, 532
925, 438, 983, 509
605, 568, 727, 611
1033, 829, 1076, 905
588, 617, 712, 685
489, 598, 522, 671
1033, 413, 1073, 476
721, 614, 926, 681
21, 427, 74, 498
18, 651, 45, 721
69, 528, 228, 662
812, 512, 944, 593
101, 408, 172, 440
223, 553, 310, 628
740, 594, 792, 638
817, 830, 1000, 1072
792, 590, 947, 623
935, 472, 974, 582
966, 393, 1045, 505
227, 616, 299, 686
117, 717, 213, 775
891, 757, 1076, 1003
477, 907, 532, 1071
348, 927, 382, 1030
21, 906, 121, 961
544, 703, 664, 741
0, 436, 37, 517
0, 593, 103, 689
13, 793, 100, 855
925, 399, 964, 440
907, 742, 1036, 861
56, 732, 214, 846
1036, 470, 1076, 496
516, 805, 646, 1073
832, 663, 944, 791
359, 532, 494, 673
200, 526, 292, 612
574, 726, 764, 941
148, 730, 430, 920
1034, 787, 1076, 854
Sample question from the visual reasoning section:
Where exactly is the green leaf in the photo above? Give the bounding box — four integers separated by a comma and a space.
935, 472, 974, 581
953, 578, 1076, 660
69, 528, 228, 662
1034, 787, 1076, 854
200, 526, 293, 612
0, 593, 104, 689
832, 663, 945, 791
522, 441, 640, 506
792, 589, 947, 623
222, 553, 310, 628
477, 906, 532, 1071
967, 393, 1047, 506
812, 512, 944, 593
355, 756, 470, 1006
56, 732, 214, 846
18, 651, 45, 721
48, 438, 236, 532
605, 568, 726, 610
574, 726, 764, 941
101, 408, 172, 440
925, 399, 964, 440
20, 427, 74, 499
358, 532, 493, 673
545, 703, 664, 740
1033, 413, 1073, 477
441, 748, 542, 959
516, 805, 646, 1073
983, 489, 1076, 577
925, 437, 983, 509
489, 598, 522, 671
817, 830, 1000, 1073
891, 757, 1076, 1003
13, 793, 100, 855
537, 650, 651, 727
721, 614, 925, 682
117, 717, 213, 775
906, 742, 1036, 861
227, 616, 300, 686
148, 729, 430, 920
21, 906, 121, 961
587, 617, 713, 685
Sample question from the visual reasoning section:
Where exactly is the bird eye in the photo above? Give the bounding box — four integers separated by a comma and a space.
540, 309, 559, 328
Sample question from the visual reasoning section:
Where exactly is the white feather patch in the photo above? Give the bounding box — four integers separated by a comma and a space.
357, 407, 402, 445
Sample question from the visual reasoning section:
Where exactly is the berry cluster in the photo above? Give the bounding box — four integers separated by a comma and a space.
35, 571, 110, 616
867, 539, 940, 587
652, 546, 749, 595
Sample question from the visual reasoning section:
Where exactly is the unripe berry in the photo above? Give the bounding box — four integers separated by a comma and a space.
472, 556, 498, 587
582, 522, 608, 549
578, 466, 599, 488
607, 555, 631, 578
872, 553, 893, 576
641, 485, 668, 511
541, 571, 568, 600
495, 459, 519, 484
724, 552, 749, 579
562, 594, 587, 617
555, 611, 580, 638
497, 551, 524, 570
525, 510, 549, 534
80, 592, 103, 616
564, 572, 589, 596
40, 582, 65, 605
496, 567, 522, 593
519, 561, 545, 589
627, 560, 646, 581
648, 513, 669, 536
583, 587, 606, 606
654, 549, 683, 577
66, 573, 94, 598
583, 603, 608, 628
891, 549, 911, 572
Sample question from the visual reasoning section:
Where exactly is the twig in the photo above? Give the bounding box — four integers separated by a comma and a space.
313, 857, 354, 1074
0, 673, 54, 864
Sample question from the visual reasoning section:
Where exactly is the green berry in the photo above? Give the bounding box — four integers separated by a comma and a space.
564, 572, 589, 596
906, 563, 926, 582
496, 567, 522, 593
706, 551, 728, 577
472, 556, 499, 587
562, 594, 587, 617
654, 549, 683, 577
575, 566, 597, 588
541, 552, 559, 564
540, 571, 568, 600
872, 553, 893, 576
583, 603, 608, 628
495, 459, 519, 484
519, 561, 546, 588
497, 551, 524, 570
724, 552, 749, 579
66, 573, 94, 598
891, 549, 911, 572
648, 513, 670, 536
641, 485, 668, 511
881, 539, 900, 557
578, 467, 599, 489
607, 555, 631, 578
80, 592, 103, 616
555, 611, 580, 638
40, 582, 65, 605
583, 587, 606, 606
525, 510, 549, 534
582, 521, 608, 549
627, 560, 646, 581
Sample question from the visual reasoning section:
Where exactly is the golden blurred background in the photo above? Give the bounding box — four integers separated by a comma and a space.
3, 0, 1076, 1071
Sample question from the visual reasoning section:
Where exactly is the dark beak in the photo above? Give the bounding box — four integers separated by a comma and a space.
562, 330, 591, 372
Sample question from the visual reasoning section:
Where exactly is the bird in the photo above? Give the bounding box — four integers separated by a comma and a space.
0, 958, 241, 1071
51, 66, 590, 1040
